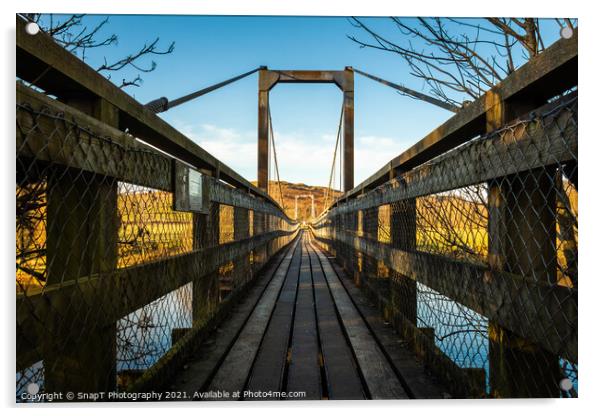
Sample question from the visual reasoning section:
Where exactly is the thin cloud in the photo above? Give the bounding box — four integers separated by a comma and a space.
174, 123, 407, 186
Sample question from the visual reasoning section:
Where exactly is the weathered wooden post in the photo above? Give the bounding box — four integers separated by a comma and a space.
192, 200, 220, 324
45, 97, 119, 395
486, 89, 560, 397
253, 209, 267, 270
267, 214, 276, 258
340, 212, 352, 273
345, 210, 357, 276
333, 213, 341, 260
233, 206, 251, 288
362, 207, 379, 297
352, 210, 363, 287
389, 185, 418, 340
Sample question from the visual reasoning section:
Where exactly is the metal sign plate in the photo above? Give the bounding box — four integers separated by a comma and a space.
173, 160, 208, 214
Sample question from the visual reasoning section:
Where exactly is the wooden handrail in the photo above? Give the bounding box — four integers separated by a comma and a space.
15, 16, 287, 217
329, 29, 577, 210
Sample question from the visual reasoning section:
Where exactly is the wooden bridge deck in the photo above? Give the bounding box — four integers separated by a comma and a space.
169, 231, 446, 400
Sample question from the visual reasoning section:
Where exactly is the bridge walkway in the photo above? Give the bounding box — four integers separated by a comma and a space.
169, 231, 446, 400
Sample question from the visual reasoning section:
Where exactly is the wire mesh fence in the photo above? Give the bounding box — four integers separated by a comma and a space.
16, 90, 296, 402
312, 95, 578, 398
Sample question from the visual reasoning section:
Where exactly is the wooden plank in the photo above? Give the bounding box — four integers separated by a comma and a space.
205, 237, 300, 398
286, 234, 322, 399
307, 244, 365, 399
164, 237, 298, 397
17, 82, 172, 191
314, 240, 408, 399
325, 98, 577, 217
335, 30, 577, 204
245, 241, 302, 397
314, 233, 577, 364
17, 230, 298, 371
320, 247, 448, 399
312, 241, 484, 399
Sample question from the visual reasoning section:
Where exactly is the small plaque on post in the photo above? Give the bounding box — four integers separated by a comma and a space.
173, 160, 209, 214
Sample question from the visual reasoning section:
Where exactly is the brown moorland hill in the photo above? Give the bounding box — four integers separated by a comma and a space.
251, 180, 342, 222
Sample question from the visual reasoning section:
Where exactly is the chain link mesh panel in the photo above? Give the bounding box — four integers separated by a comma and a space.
312, 96, 578, 398
16, 96, 296, 402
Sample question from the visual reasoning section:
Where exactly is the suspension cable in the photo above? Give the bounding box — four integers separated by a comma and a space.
339, 107, 345, 191
325, 99, 345, 211
353, 68, 460, 113
145, 66, 265, 113
267, 111, 272, 197
268, 103, 285, 209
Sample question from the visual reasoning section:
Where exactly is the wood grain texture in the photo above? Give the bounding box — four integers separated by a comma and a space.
166, 238, 297, 398
313, 240, 408, 399
307, 243, 365, 399
321, 248, 449, 399
206, 237, 299, 398
285, 235, 322, 399
245, 242, 302, 397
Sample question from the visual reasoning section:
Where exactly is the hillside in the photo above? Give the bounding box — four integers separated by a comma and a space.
252, 181, 342, 221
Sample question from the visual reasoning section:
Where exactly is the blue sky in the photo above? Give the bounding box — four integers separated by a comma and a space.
43, 15, 567, 188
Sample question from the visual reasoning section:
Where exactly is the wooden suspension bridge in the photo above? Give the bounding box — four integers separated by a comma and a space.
16, 16, 578, 401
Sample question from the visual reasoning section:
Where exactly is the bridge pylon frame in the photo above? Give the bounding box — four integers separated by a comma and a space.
258, 67, 354, 192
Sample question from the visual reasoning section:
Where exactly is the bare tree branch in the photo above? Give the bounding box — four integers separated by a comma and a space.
347, 17, 577, 107
19, 14, 175, 90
